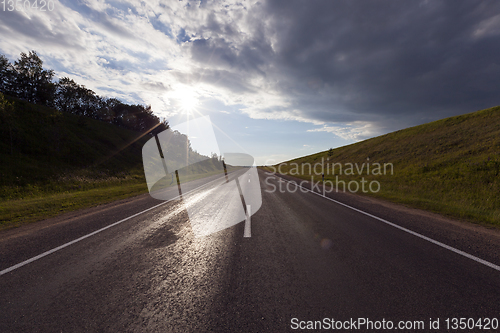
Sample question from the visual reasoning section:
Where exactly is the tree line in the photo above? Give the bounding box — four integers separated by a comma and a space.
0, 50, 168, 134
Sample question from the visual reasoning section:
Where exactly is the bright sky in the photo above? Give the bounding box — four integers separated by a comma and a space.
1, 0, 500, 165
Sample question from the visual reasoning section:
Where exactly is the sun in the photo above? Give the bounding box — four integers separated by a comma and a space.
176, 88, 199, 113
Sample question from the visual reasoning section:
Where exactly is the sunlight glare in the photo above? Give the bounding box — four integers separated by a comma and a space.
176, 88, 199, 113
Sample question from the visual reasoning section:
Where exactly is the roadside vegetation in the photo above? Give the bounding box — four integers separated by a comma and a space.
0, 93, 154, 229
269, 105, 500, 228
0, 91, 225, 230
0, 50, 182, 230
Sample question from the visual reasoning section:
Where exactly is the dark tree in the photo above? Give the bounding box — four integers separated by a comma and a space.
98, 98, 121, 123
148, 117, 169, 136
55, 77, 99, 117
55, 77, 81, 113
13, 51, 55, 106
0, 92, 15, 154
0, 55, 15, 95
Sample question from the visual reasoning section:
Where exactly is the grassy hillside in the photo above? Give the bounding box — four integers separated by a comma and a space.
0, 94, 152, 228
272, 105, 500, 227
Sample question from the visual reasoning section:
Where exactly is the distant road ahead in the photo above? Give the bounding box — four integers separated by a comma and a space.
0, 169, 499, 332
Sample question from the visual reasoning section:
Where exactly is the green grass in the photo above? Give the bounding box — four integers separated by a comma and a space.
0, 182, 149, 229
269, 105, 500, 228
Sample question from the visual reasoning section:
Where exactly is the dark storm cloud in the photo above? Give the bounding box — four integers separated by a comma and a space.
266, 0, 500, 124
190, 35, 273, 76
189, 0, 500, 130
173, 67, 257, 94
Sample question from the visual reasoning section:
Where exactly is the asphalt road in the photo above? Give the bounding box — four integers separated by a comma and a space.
0, 168, 499, 332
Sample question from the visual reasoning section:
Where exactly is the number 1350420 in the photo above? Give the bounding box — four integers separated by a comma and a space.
2, 0, 54, 12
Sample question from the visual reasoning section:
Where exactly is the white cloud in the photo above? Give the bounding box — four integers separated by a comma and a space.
307, 122, 381, 141
242, 108, 325, 126
473, 14, 500, 38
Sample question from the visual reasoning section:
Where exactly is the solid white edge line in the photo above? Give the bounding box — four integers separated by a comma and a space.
244, 204, 251, 238
272, 175, 500, 272
0, 174, 229, 276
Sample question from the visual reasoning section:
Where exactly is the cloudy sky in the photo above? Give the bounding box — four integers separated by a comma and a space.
1, 0, 500, 164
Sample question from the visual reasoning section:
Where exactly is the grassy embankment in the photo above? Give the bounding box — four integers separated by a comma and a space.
0, 94, 153, 229
268, 105, 500, 228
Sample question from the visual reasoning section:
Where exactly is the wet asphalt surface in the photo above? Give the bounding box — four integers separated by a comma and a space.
0, 169, 499, 332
